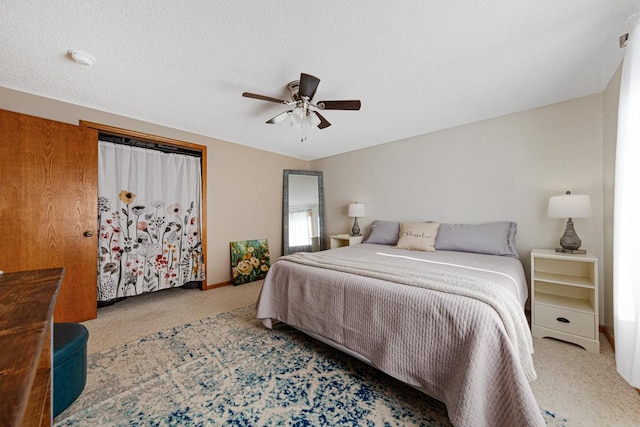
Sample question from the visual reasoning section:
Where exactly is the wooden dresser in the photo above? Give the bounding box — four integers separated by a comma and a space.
0, 268, 64, 427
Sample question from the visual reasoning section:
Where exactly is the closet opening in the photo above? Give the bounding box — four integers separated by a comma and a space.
81, 121, 209, 309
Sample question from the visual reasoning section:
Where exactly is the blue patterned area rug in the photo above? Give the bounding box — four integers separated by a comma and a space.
55, 305, 568, 426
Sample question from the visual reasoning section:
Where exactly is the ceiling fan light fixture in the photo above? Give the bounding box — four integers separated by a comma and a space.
308, 111, 321, 127
242, 72, 360, 142
290, 108, 304, 128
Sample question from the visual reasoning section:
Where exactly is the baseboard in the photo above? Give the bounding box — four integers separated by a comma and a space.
202, 280, 232, 290
599, 324, 615, 351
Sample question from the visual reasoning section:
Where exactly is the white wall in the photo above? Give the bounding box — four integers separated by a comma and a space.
313, 95, 605, 317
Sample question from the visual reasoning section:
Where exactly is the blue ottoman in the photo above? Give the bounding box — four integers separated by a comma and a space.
53, 322, 89, 418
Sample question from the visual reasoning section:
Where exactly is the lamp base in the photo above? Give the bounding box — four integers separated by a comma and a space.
351, 217, 361, 236
555, 248, 586, 255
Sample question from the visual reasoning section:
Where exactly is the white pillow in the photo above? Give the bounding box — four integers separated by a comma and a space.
395, 222, 440, 251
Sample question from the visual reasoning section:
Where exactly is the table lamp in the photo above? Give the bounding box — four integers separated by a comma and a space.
348, 202, 365, 236
547, 191, 592, 254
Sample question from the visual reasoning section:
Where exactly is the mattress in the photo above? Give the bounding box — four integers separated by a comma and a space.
256, 243, 544, 427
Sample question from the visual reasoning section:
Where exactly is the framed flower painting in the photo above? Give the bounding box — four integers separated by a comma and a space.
230, 239, 271, 286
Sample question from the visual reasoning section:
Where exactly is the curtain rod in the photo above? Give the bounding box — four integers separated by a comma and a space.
99, 132, 202, 158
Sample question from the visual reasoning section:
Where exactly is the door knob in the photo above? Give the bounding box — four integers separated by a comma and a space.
83, 231, 94, 237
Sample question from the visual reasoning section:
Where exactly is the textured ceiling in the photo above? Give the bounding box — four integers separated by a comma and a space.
1, 1, 639, 160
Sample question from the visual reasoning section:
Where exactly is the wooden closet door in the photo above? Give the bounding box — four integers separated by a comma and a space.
0, 109, 98, 321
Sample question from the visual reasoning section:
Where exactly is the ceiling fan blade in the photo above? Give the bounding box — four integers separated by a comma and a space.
299, 73, 320, 100
313, 111, 331, 129
266, 110, 292, 124
317, 100, 361, 110
242, 92, 289, 104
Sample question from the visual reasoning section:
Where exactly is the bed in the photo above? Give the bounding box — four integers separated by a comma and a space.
256, 222, 544, 427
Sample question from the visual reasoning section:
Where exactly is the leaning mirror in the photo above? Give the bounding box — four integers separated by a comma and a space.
283, 170, 324, 255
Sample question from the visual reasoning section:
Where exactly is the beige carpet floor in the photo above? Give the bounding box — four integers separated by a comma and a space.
82, 281, 640, 426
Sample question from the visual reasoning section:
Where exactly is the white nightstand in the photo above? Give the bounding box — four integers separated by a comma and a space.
330, 234, 364, 249
530, 249, 599, 353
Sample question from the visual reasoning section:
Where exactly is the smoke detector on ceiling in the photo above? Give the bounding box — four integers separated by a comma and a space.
67, 49, 96, 66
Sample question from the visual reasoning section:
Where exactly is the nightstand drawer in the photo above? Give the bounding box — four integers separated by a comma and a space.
534, 304, 595, 339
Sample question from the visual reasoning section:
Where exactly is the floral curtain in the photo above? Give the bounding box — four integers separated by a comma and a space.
97, 140, 205, 302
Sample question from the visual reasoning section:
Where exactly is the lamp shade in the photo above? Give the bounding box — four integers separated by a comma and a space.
547, 193, 592, 219
348, 203, 365, 218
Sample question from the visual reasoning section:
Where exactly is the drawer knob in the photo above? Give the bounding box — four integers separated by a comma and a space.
556, 317, 570, 323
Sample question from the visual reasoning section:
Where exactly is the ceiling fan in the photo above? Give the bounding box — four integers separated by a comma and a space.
242, 73, 361, 142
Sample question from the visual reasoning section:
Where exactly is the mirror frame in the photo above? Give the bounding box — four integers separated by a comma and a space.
283, 169, 324, 255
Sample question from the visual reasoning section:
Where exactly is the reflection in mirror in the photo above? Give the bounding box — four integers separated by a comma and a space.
283, 170, 324, 255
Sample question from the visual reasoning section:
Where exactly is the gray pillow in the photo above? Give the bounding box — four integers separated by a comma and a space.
434, 221, 518, 258
364, 220, 401, 245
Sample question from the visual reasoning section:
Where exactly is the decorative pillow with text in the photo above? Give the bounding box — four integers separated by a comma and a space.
395, 222, 440, 251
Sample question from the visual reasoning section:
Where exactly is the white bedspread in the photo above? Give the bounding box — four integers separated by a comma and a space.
256, 244, 544, 427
